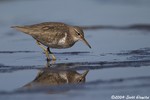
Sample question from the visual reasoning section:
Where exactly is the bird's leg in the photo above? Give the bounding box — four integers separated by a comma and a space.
46, 60, 56, 67
47, 47, 56, 60
46, 60, 51, 67
36, 41, 50, 60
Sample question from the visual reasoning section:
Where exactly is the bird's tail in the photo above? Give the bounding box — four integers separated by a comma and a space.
11, 26, 31, 35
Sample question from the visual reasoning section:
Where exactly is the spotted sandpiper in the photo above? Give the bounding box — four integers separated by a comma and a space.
24, 70, 89, 87
23, 69, 89, 93
11, 22, 91, 60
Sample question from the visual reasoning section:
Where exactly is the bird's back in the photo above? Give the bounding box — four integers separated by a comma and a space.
11, 22, 69, 35
12, 22, 74, 47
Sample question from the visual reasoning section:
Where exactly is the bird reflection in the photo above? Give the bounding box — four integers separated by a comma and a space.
24, 70, 89, 87
22, 62, 89, 93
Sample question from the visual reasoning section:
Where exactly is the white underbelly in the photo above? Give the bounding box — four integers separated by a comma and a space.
46, 33, 69, 48
58, 33, 67, 45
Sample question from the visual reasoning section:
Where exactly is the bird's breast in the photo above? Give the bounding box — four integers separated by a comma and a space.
42, 33, 75, 48
58, 33, 67, 45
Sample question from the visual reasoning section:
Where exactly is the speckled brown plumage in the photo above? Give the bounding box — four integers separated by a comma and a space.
11, 22, 91, 60
23, 70, 89, 87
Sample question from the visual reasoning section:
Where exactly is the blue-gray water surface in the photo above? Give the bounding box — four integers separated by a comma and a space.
0, 0, 150, 100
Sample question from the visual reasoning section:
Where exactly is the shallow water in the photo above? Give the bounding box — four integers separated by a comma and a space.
0, 0, 150, 100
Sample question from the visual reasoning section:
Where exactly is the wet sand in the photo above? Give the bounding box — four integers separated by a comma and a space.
0, 0, 150, 100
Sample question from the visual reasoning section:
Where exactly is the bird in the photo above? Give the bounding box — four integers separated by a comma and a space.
11, 22, 91, 60
22, 69, 89, 94
23, 70, 89, 87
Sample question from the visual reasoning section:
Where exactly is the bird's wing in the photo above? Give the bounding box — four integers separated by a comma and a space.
12, 22, 70, 43
12, 22, 68, 35
30, 23, 69, 44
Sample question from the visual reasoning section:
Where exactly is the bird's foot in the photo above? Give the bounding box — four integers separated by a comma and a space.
46, 58, 50, 62
46, 58, 56, 67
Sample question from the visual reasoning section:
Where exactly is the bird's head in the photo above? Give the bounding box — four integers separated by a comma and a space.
75, 70, 89, 83
68, 70, 89, 83
71, 26, 91, 48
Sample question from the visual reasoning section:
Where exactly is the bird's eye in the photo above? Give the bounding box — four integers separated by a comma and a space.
78, 78, 82, 82
74, 28, 82, 36
77, 33, 80, 35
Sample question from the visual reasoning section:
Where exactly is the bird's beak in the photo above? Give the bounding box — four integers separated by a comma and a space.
81, 70, 89, 77
81, 37, 91, 48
